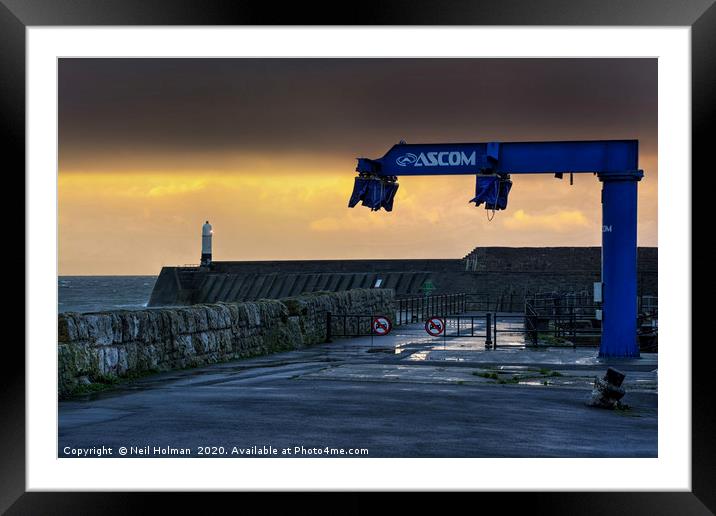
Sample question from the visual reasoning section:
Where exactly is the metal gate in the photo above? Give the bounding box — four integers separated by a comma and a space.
326, 290, 607, 349
326, 311, 530, 349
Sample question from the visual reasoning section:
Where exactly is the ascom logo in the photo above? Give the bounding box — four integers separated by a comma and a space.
396, 151, 476, 167
395, 153, 418, 166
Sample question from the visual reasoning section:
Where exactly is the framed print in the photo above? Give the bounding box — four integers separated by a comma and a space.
3, 0, 709, 512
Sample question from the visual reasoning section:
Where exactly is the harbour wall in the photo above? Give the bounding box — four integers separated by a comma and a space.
148, 247, 657, 307
58, 288, 394, 397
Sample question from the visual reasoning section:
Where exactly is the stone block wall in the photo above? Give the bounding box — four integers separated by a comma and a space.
58, 289, 394, 397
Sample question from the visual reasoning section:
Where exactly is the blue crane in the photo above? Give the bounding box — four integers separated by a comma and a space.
348, 140, 644, 358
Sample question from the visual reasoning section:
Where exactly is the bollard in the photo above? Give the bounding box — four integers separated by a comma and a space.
586, 367, 627, 409
485, 313, 493, 348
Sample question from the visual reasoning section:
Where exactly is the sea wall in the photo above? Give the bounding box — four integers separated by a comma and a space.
58, 289, 394, 397
148, 247, 657, 306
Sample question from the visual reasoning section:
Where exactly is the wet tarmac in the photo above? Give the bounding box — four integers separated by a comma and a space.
59, 313, 657, 458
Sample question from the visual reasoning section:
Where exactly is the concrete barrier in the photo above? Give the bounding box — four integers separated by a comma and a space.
58, 288, 394, 398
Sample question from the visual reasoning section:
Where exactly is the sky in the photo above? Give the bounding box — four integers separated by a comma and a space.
58, 58, 657, 275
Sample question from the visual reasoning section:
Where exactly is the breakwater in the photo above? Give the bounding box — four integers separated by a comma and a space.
148, 247, 657, 307
58, 288, 394, 397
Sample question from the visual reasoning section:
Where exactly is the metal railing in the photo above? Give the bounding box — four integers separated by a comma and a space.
324, 290, 654, 348
325, 310, 602, 348
395, 293, 466, 325
425, 312, 600, 348
526, 290, 658, 317
525, 290, 596, 317
522, 311, 601, 347
428, 313, 495, 346
399, 291, 597, 314
638, 295, 658, 317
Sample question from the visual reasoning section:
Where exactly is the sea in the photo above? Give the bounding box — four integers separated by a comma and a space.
58, 276, 158, 313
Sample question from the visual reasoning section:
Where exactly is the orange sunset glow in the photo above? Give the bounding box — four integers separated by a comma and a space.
59, 59, 657, 275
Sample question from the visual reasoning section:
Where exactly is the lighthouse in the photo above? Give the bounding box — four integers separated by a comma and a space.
200, 220, 212, 267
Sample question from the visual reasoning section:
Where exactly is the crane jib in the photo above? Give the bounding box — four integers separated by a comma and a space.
355, 140, 640, 176
350, 140, 641, 212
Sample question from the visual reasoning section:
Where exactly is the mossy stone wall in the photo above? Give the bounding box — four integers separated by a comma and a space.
58, 289, 394, 397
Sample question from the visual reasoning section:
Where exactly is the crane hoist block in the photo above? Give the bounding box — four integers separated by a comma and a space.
348, 176, 399, 212
469, 174, 512, 210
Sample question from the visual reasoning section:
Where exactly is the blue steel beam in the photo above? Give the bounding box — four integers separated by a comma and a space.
356, 140, 639, 176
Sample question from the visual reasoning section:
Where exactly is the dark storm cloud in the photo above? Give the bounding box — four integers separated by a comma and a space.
58, 58, 657, 168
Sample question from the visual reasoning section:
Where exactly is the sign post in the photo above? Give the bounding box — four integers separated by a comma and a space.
420, 280, 436, 297
371, 316, 393, 336
425, 317, 445, 337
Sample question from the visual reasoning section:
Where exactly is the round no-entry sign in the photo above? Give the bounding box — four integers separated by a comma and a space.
425, 317, 445, 336
372, 316, 392, 336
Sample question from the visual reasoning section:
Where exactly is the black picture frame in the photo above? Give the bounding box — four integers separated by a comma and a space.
3, 0, 708, 513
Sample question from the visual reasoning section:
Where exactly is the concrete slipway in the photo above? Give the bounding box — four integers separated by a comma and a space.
58, 314, 657, 458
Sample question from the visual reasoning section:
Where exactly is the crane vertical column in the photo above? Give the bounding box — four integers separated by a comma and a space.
599, 171, 643, 358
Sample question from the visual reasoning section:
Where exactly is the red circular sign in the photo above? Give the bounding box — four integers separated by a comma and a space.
425, 317, 446, 336
372, 316, 392, 336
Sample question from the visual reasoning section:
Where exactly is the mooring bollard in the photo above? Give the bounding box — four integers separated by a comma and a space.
485, 313, 493, 348
586, 367, 627, 409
